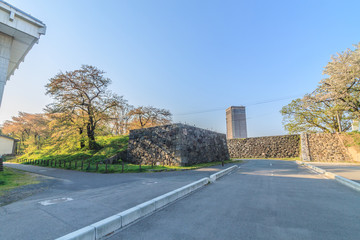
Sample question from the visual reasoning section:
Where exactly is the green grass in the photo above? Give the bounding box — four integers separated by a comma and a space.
346, 131, 360, 141
232, 157, 300, 161
8, 135, 129, 163
17, 159, 242, 174
0, 167, 39, 195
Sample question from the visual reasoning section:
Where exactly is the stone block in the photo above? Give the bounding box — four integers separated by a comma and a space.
127, 123, 229, 166
227, 135, 300, 159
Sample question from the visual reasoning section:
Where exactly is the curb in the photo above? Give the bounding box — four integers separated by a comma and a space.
56, 165, 239, 240
209, 165, 238, 182
295, 161, 360, 192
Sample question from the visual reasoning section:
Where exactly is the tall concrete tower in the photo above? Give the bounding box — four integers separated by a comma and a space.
226, 106, 247, 139
0, 0, 46, 107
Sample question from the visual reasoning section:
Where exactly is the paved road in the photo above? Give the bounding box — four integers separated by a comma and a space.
1, 162, 241, 240
110, 160, 360, 240
311, 162, 360, 183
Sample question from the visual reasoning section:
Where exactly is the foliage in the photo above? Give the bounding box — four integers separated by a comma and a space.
1, 65, 172, 160
2, 112, 51, 153
128, 106, 172, 129
281, 96, 351, 134
281, 43, 360, 134
45, 65, 125, 150
315, 43, 360, 118
107, 102, 134, 135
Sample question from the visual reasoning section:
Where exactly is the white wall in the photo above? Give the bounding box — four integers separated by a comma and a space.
0, 136, 14, 155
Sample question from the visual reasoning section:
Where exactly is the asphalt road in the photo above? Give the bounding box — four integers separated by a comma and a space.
311, 162, 360, 183
110, 160, 360, 240
1, 162, 240, 240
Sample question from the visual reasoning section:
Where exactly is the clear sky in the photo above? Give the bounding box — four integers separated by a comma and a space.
1, 0, 360, 137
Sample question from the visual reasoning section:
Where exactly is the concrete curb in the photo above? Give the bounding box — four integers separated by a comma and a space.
209, 165, 238, 182
55, 165, 238, 240
295, 161, 360, 192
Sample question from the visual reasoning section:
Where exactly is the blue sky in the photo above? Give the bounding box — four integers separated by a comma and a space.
1, 0, 360, 137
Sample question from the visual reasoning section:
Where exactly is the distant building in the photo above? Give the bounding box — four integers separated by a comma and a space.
226, 106, 247, 139
0, 135, 18, 155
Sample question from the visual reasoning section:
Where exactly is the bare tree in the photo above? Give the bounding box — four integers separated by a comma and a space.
45, 65, 123, 150
108, 101, 134, 135
128, 106, 172, 129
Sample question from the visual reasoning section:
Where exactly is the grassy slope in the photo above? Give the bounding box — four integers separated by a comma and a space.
233, 157, 300, 161
17, 135, 129, 163
343, 131, 360, 147
0, 167, 39, 195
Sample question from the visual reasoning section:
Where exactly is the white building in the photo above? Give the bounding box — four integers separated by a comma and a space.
0, 134, 18, 155
0, 0, 46, 107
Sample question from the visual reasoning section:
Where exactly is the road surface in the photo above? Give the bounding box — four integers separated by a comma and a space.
110, 160, 360, 240
311, 162, 360, 183
1, 162, 239, 240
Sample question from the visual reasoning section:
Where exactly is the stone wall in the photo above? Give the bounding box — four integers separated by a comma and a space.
227, 135, 300, 159
301, 133, 352, 162
127, 123, 229, 166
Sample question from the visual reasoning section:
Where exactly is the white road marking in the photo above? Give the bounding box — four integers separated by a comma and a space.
142, 181, 158, 185
39, 197, 73, 206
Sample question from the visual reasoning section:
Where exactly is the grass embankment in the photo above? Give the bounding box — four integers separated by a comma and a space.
343, 131, 360, 148
0, 167, 39, 195
232, 157, 299, 161
8, 135, 239, 173
16, 135, 129, 163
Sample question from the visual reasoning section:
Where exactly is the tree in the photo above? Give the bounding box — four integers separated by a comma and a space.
281, 43, 360, 134
45, 65, 122, 150
315, 43, 360, 118
2, 112, 51, 152
281, 95, 351, 134
45, 111, 87, 149
108, 101, 134, 135
128, 106, 172, 129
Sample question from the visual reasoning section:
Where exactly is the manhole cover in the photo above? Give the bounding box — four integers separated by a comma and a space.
39, 197, 73, 206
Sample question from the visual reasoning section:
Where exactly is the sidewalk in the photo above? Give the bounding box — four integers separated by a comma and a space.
310, 162, 360, 183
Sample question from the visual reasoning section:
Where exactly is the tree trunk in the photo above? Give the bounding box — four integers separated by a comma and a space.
34, 134, 40, 150
87, 122, 98, 150
79, 127, 85, 149
336, 111, 342, 132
